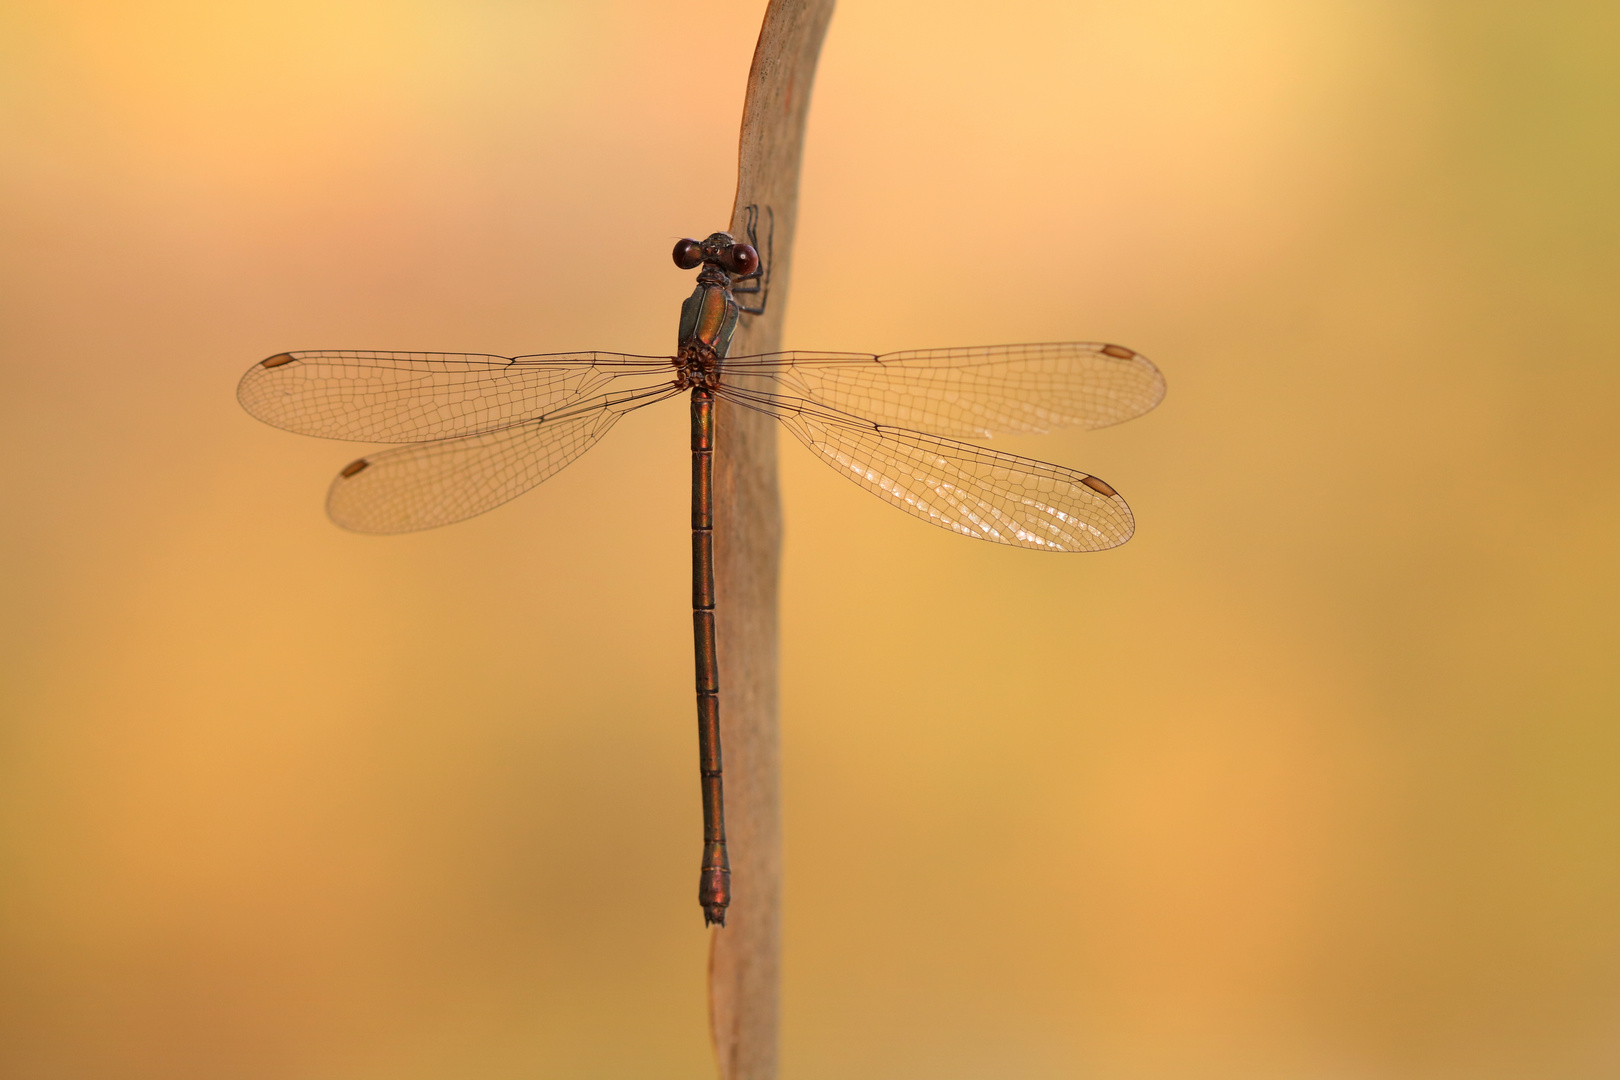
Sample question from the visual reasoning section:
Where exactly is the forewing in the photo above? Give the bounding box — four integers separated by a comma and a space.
326, 388, 679, 533
723, 388, 1133, 551
239, 350, 674, 443
719, 342, 1164, 438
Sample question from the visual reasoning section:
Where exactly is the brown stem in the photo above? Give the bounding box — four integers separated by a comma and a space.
706, 2, 835, 1078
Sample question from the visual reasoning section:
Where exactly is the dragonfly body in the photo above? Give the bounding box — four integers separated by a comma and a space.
672, 230, 761, 924
238, 215, 1164, 926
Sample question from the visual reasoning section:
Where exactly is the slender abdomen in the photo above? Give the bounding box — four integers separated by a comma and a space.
692, 388, 729, 924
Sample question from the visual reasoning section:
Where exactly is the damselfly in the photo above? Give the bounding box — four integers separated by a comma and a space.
238, 211, 1165, 925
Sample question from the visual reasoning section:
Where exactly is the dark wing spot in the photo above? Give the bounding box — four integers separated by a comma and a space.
1080, 475, 1117, 498
339, 459, 370, 479
1100, 344, 1134, 360
261, 353, 297, 368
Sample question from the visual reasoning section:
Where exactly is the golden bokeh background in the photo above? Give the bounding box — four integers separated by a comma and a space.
4, 1, 1618, 1077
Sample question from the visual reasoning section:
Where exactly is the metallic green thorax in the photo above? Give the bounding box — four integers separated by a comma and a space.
679, 281, 739, 358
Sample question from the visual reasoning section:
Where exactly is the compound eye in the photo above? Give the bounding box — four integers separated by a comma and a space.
727, 243, 759, 277
672, 238, 704, 270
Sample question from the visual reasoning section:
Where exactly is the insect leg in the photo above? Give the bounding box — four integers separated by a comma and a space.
733, 204, 773, 317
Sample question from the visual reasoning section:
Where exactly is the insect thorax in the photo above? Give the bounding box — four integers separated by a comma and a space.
679, 278, 738, 359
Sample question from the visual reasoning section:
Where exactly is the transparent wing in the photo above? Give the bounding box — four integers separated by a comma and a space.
717, 342, 1164, 438
721, 385, 1134, 551
326, 386, 681, 534
239, 350, 676, 443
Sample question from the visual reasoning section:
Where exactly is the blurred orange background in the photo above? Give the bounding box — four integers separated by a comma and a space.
3, 1, 1619, 1077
